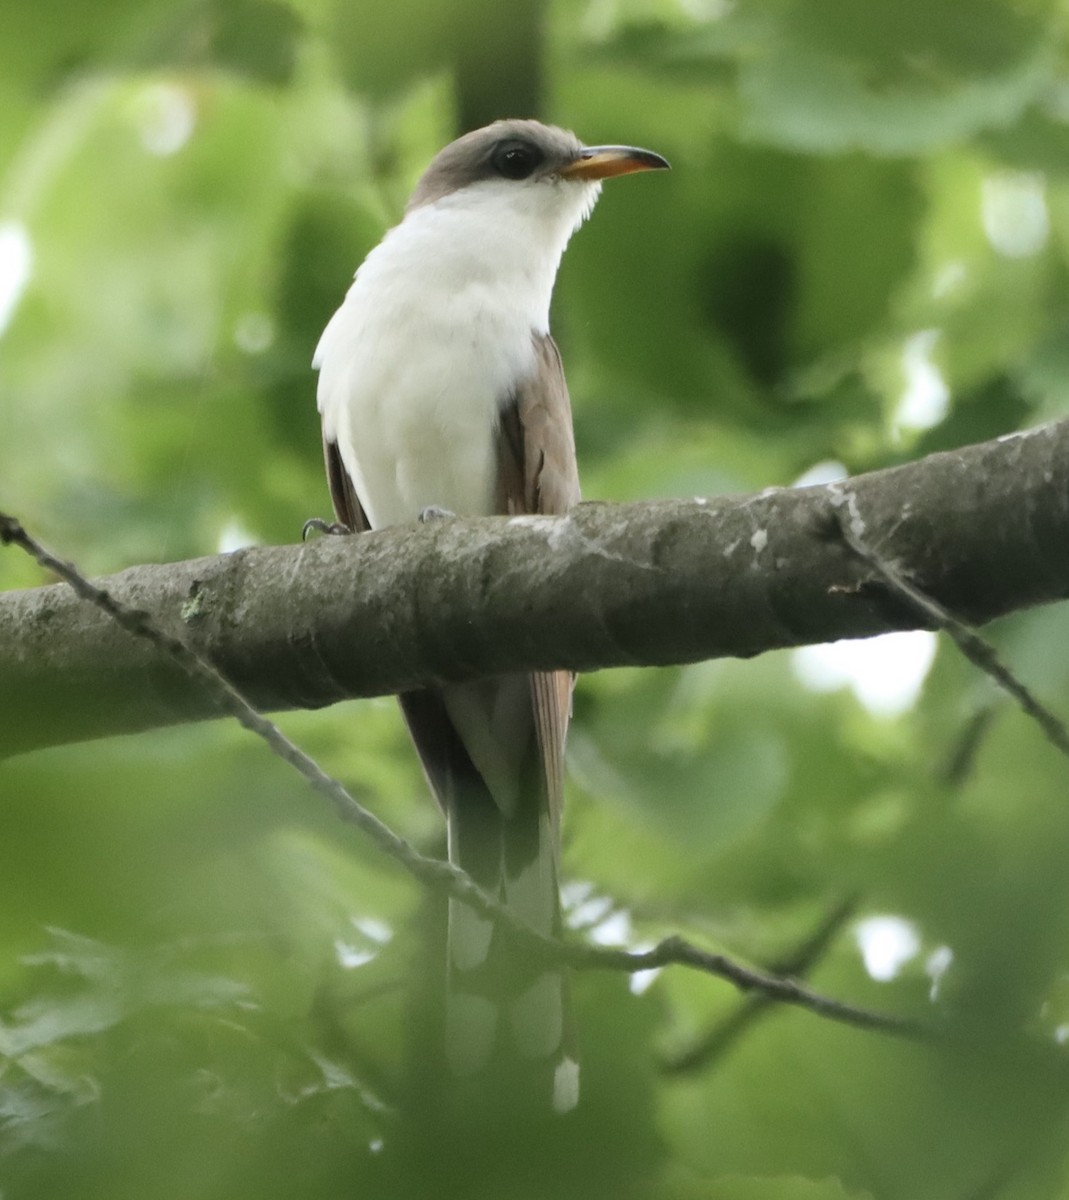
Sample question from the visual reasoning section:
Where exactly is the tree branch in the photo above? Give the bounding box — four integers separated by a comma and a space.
3, 419, 1069, 756
0, 512, 919, 1042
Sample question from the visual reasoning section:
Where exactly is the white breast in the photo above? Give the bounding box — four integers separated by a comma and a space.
314, 176, 599, 529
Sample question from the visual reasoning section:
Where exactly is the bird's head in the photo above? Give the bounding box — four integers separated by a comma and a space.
405, 119, 669, 246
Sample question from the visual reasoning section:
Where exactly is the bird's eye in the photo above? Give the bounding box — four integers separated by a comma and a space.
491, 140, 544, 180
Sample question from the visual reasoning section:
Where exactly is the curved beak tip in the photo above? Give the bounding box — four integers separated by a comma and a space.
560, 145, 671, 182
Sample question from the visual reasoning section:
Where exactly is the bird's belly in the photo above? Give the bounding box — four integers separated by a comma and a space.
333, 350, 501, 528
326, 296, 537, 528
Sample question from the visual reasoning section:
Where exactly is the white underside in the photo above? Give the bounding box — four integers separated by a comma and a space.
314, 175, 599, 527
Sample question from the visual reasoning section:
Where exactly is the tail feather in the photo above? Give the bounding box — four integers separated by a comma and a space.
445, 780, 577, 1110
399, 679, 578, 1112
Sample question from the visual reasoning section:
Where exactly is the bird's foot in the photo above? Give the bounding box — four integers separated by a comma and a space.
419, 505, 456, 523
302, 517, 352, 541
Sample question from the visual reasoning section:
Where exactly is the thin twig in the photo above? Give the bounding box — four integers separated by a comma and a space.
1, 511, 919, 1040
836, 512, 1069, 762
940, 706, 997, 789
661, 897, 860, 1074
567, 934, 926, 1038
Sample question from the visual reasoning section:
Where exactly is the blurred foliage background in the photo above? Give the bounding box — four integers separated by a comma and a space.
5, 0, 1069, 1196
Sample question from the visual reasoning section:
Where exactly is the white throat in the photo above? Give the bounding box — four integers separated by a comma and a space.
398, 175, 602, 332
313, 177, 600, 527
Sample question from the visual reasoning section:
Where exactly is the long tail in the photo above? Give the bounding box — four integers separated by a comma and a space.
445, 774, 578, 1113
398, 678, 578, 1113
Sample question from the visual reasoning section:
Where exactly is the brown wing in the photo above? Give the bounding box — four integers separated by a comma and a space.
324, 437, 371, 532
496, 333, 581, 517
496, 332, 580, 827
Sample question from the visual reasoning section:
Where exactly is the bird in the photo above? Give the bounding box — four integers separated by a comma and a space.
312, 119, 668, 1113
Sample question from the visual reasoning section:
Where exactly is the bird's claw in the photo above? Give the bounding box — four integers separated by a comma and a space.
302, 517, 352, 541
419, 505, 456, 523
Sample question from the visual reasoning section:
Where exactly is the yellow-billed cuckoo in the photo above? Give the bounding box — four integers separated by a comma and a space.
313, 119, 668, 1112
